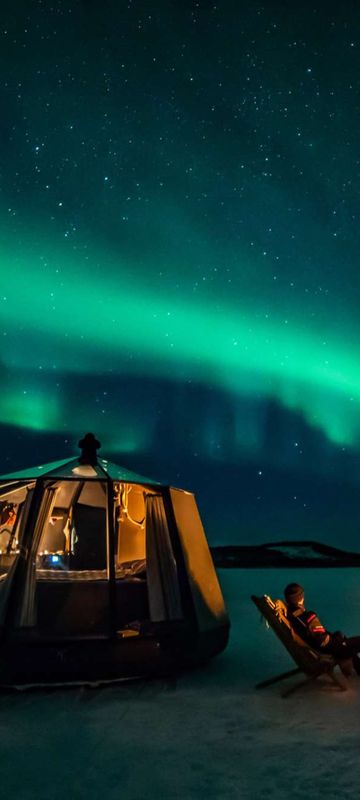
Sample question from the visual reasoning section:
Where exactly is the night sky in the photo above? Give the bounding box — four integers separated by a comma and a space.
1, 1, 360, 546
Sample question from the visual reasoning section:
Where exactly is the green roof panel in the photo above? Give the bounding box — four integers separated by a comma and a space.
98, 460, 160, 485
0, 457, 161, 486
0, 458, 78, 481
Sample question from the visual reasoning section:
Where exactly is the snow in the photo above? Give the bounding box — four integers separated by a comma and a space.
2, 568, 360, 799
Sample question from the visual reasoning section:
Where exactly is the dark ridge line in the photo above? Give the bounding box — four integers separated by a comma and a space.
210, 540, 360, 568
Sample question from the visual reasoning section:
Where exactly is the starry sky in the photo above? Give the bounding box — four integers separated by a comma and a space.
1, 1, 360, 546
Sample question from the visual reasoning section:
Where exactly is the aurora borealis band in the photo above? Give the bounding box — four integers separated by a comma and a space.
1, 1, 360, 544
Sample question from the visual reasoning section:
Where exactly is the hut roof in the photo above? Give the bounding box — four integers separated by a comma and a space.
0, 456, 160, 486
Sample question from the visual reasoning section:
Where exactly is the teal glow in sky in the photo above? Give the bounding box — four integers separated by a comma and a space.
1, 223, 360, 447
1, 2, 360, 544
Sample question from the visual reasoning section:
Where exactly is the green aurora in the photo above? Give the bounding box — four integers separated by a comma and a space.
0, 0, 360, 551
1, 225, 359, 448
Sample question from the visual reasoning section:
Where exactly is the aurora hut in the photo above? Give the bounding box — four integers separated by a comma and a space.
0, 434, 229, 686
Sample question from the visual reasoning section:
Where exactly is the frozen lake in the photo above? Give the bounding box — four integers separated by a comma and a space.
2, 568, 360, 799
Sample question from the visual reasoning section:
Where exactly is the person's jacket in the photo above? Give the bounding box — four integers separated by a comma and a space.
287, 605, 331, 648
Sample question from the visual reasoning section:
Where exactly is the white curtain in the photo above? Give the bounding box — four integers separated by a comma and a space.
18, 487, 58, 627
145, 494, 182, 621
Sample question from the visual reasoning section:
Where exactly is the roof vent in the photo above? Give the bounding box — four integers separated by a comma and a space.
78, 433, 101, 466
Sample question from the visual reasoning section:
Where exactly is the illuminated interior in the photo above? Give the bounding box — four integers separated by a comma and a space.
0, 478, 179, 637
0, 481, 35, 580
35, 479, 150, 575
37, 480, 108, 571
115, 483, 146, 565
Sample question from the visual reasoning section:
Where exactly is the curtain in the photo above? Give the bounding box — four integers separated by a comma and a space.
18, 487, 58, 627
145, 494, 182, 621
0, 488, 34, 626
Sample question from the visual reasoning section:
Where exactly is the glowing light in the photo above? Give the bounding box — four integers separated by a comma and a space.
0, 228, 360, 446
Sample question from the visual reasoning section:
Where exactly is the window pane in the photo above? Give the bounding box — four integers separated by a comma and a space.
115, 483, 146, 574
36, 480, 107, 575
0, 482, 35, 626
19, 480, 109, 635
0, 482, 34, 582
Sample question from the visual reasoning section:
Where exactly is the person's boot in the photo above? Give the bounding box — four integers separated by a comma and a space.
339, 658, 353, 677
352, 654, 360, 675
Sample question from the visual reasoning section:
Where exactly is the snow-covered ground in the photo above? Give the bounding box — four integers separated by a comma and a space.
2, 568, 360, 799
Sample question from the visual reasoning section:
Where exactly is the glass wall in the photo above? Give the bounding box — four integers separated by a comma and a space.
114, 482, 146, 577
0, 480, 35, 624
18, 479, 109, 636
36, 479, 107, 575
0, 481, 34, 578
9, 478, 183, 637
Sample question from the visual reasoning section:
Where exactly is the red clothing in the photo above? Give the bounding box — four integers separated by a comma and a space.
287, 602, 360, 671
287, 606, 331, 648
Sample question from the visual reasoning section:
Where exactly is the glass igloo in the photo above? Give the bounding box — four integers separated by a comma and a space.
0, 434, 229, 686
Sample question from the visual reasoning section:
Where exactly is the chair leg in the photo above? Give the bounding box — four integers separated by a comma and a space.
281, 674, 319, 698
255, 667, 301, 689
281, 669, 348, 698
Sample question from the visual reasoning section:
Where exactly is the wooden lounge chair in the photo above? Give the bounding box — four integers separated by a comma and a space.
251, 594, 350, 697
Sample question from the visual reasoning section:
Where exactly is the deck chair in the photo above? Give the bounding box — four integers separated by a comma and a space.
251, 594, 350, 697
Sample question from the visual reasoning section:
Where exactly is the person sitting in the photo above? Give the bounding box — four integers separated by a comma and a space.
284, 582, 360, 675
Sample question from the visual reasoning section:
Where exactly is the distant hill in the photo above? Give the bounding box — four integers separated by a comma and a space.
211, 540, 360, 568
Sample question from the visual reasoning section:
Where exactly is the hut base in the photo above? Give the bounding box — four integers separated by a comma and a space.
0, 624, 229, 688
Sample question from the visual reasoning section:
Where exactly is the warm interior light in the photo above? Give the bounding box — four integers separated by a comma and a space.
72, 465, 98, 477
